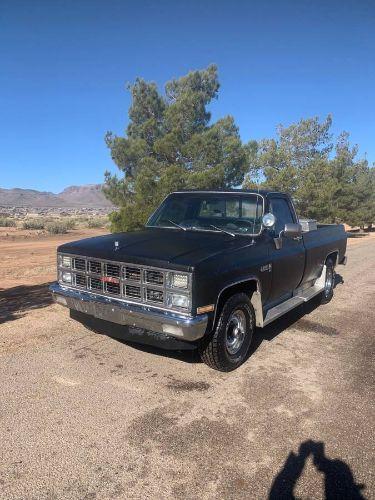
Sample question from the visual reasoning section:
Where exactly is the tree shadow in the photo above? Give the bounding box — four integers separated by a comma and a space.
269, 440, 366, 499
0, 282, 54, 324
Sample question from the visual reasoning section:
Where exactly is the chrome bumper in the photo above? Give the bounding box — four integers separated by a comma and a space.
49, 282, 208, 342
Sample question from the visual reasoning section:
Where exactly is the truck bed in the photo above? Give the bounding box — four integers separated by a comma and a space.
302, 224, 347, 284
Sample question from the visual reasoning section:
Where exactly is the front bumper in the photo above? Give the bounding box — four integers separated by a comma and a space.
49, 282, 208, 342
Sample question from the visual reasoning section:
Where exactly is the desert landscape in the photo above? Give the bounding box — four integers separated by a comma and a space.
1, 179, 374, 499
0, 184, 111, 323
0, 216, 374, 498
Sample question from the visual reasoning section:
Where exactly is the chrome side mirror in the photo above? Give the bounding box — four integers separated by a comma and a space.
283, 223, 302, 239
274, 222, 303, 249
262, 213, 276, 228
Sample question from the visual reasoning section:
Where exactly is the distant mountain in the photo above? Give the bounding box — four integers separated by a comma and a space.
58, 184, 113, 207
0, 184, 114, 208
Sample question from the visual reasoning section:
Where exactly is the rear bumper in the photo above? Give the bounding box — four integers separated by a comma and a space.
339, 255, 348, 265
49, 282, 208, 342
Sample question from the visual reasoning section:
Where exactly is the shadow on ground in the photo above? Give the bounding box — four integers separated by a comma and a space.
70, 309, 200, 364
269, 439, 365, 499
73, 273, 344, 366
0, 282, 53, 324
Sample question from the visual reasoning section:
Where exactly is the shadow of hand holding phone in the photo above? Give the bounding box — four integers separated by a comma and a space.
269, 440, 365, 499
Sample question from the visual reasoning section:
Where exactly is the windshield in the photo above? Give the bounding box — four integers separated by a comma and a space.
147, 193, 264, 235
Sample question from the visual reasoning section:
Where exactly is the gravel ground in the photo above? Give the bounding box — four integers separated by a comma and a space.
0, 237, 374, 499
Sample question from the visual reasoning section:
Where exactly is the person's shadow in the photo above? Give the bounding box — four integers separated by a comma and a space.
269, 440, 366, 499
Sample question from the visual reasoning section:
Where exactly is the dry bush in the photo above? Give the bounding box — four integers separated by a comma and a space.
87, 217, 107, 228
23, 219, 46, 230
45, 221, 69, 234
64, 218, 77, 230
0, 217, 16, 227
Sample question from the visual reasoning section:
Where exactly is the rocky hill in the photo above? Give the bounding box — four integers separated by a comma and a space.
0, 184, 114, 208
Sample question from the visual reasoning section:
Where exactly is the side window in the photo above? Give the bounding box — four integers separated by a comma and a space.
269, 198, 294, 234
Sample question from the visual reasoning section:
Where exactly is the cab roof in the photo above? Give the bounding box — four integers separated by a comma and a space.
171, 189, 290, 198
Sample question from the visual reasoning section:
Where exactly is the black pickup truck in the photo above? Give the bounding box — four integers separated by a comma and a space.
50, 190, 347, 371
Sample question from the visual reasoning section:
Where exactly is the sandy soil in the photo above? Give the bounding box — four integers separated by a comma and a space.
0, 228, 107, 289
0, 230, 374, 499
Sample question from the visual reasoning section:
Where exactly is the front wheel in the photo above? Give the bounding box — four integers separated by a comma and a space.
198, 293, 255, 371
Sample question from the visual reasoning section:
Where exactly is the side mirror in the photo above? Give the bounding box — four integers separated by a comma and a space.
283, 223, 302, 239
262, 213, 276, 228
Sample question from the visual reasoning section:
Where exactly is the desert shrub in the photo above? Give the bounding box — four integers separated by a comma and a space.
0, 217, 16, 227
64, 218, 77, 230
23, 219, 46, 230
45, 221, 69, 234
87, 217, 106, 228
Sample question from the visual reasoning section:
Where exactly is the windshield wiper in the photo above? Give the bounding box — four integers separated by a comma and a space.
209, 224, 236, 237
166, 219, 187, 231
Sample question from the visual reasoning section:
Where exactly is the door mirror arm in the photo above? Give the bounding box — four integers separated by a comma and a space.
273, 223, 302, 250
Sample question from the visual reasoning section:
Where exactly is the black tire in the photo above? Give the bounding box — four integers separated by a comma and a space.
318, 258, 336, 305
198, 293, 255, 372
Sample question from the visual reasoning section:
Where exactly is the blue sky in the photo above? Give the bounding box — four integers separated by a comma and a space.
1, 0, 374, 193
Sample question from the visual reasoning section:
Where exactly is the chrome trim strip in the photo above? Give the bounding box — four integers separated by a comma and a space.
50, 282, 208, 342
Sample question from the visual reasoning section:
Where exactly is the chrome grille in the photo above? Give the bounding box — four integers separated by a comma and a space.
105, 263, 120, 278
89, 277, 103, 292
88, 260, 101, 274
124, 284, 141, 299
75, 274, 86, 287
124, 266, 141, 282
144, 269, 164, 286
73, 257, 86, 271
58, 254, 190, 312
105, 281, 120, 296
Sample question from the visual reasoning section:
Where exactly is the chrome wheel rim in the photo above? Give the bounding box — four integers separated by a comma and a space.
324, 267, 334, 297
226, 309, 247, 355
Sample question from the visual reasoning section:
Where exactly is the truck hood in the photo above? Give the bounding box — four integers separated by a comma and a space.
57, 228, 250, 271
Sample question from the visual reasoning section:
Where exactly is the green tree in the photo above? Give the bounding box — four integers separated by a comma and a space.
104, 65, 248, 231
244, 115, 333, 195
244, 116, 374, 226
331, 133, 375, 228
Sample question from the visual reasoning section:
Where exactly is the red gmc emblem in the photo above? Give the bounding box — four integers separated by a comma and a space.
100, 276, 120, 284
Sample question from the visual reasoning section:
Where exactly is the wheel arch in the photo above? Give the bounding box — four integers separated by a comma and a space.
325, 250, 339, 266
213, 277, 263, 329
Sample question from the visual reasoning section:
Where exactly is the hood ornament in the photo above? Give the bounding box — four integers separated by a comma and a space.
114, 240, 119, 251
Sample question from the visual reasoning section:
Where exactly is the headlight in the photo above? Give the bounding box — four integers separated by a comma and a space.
61, 271, 72, 284
169, 272, 188, 289
61, 255, 71, 268
167, 292, 189, 309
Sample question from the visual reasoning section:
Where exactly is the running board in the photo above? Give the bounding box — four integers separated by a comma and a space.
262, 267, 326, 327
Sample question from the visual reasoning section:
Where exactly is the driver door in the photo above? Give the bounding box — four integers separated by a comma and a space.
267, 196, 305, 303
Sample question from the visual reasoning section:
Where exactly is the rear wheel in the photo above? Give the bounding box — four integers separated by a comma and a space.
318, 258, 335, 304
198, 293, 255, 371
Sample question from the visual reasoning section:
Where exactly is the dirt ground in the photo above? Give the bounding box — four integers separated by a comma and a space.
0, 230, 374, 499
0, 227, 107, 289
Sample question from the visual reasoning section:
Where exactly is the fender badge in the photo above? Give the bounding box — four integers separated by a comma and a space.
260, 263, 272, 272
